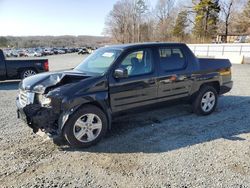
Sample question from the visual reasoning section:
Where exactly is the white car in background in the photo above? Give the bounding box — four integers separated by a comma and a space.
25, 50, 42, 57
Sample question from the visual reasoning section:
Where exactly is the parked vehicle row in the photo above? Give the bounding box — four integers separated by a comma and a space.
3, 47, 97, 58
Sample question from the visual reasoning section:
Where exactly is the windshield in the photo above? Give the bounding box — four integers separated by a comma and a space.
75, 48, 122, 74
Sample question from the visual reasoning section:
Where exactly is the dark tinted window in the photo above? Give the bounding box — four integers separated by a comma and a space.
119, 49, 153, 76
159, 48, 185, 71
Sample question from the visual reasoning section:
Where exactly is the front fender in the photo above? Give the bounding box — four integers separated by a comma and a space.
62, 91, 109, 110
58, 91, 112, 134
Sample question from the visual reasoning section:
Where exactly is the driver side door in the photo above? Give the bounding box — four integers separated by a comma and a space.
109, 48, 158, 113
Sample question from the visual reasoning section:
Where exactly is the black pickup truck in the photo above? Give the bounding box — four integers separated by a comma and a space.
0, 49, 49, 80
16, 43, 233, 147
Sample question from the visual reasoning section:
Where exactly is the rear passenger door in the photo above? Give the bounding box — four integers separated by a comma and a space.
157, 46, 192, 102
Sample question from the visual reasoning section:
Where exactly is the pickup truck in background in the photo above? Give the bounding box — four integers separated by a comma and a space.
0, 49, 49, 80
16, 43, 233, 147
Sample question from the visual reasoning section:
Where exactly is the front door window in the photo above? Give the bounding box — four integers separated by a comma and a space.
119, 49, 153, 77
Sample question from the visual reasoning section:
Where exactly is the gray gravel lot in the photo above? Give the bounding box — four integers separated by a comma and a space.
0, 54, 250, 188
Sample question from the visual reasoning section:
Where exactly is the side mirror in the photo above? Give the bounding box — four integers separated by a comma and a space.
114, 68, 128, 79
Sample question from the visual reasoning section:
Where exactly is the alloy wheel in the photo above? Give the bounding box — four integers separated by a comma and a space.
201, 91, 216, 112
73, 113, 102, 143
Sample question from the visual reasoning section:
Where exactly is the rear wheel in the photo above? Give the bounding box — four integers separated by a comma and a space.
21, 69, 37, 79
192, 85, 218, 115
63, 105, 108, 148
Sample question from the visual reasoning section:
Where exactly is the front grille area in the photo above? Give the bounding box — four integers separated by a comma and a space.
19, 90, 35, 107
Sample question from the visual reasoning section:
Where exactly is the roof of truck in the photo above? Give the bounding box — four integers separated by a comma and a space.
104, 42, 186, 50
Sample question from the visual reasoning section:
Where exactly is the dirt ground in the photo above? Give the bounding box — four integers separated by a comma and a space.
0, 54, 250, 188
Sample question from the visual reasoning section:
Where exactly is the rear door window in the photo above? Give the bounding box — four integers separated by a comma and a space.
158, 48, 186, 71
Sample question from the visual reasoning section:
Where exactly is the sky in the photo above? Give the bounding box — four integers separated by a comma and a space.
0, 0, 158, 36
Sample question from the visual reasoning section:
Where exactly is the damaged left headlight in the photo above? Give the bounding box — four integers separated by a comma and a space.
33, 73, 64, 94
34, 84, 46, 94
38, 94, 52, 107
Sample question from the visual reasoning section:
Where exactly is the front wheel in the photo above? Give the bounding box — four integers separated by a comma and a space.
192, 85, 218, 115
63, 105, 108, 148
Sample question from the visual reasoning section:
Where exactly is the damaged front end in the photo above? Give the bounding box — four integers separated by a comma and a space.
16, 87, 62, 136
19, 104, 59, 134
16, 71, 89, 137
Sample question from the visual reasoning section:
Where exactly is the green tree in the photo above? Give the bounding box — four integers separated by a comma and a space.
136, 0, 148, 15
193, 0, 220, 42
172, 10, 188, 40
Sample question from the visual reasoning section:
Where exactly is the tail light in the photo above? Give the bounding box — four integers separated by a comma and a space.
44, 60, 49, 71
219, 68, 231, 76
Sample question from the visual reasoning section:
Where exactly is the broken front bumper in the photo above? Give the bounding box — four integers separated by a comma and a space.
16, 97, 59, 134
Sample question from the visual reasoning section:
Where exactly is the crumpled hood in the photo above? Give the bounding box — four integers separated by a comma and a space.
20, 70, 90, 93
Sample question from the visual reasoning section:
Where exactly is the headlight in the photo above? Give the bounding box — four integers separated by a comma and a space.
49, 74, 63, 83
38, 94, 51, 107
33, 74, 63, 94
34, 84, 46, 93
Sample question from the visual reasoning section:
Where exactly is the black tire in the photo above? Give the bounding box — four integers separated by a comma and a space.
63, 105, 108, 148
192, 85, 218, 116
20, 69, 37, 79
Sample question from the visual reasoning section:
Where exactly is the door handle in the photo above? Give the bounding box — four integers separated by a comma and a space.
177, 75, 186, 81
159, 74, 187, 84
169, 75, 186, 81
159, 75, 177, 84
169, 75, 177, 81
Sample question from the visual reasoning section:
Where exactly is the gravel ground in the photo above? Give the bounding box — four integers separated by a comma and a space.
0, 54, 250, 188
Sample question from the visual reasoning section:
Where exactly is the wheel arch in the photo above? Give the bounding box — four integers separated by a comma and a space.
82, 101, 112, 129
199, 81, 220, 94
190, 81, 220, 103
59, 98, 112, 134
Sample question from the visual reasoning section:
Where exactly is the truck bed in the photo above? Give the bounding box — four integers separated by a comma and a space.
198, 58, 231, 72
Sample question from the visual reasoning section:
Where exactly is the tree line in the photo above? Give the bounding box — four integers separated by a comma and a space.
0, 35, 109, 48
104, 0, 250, 43
1, 0, 250, 48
